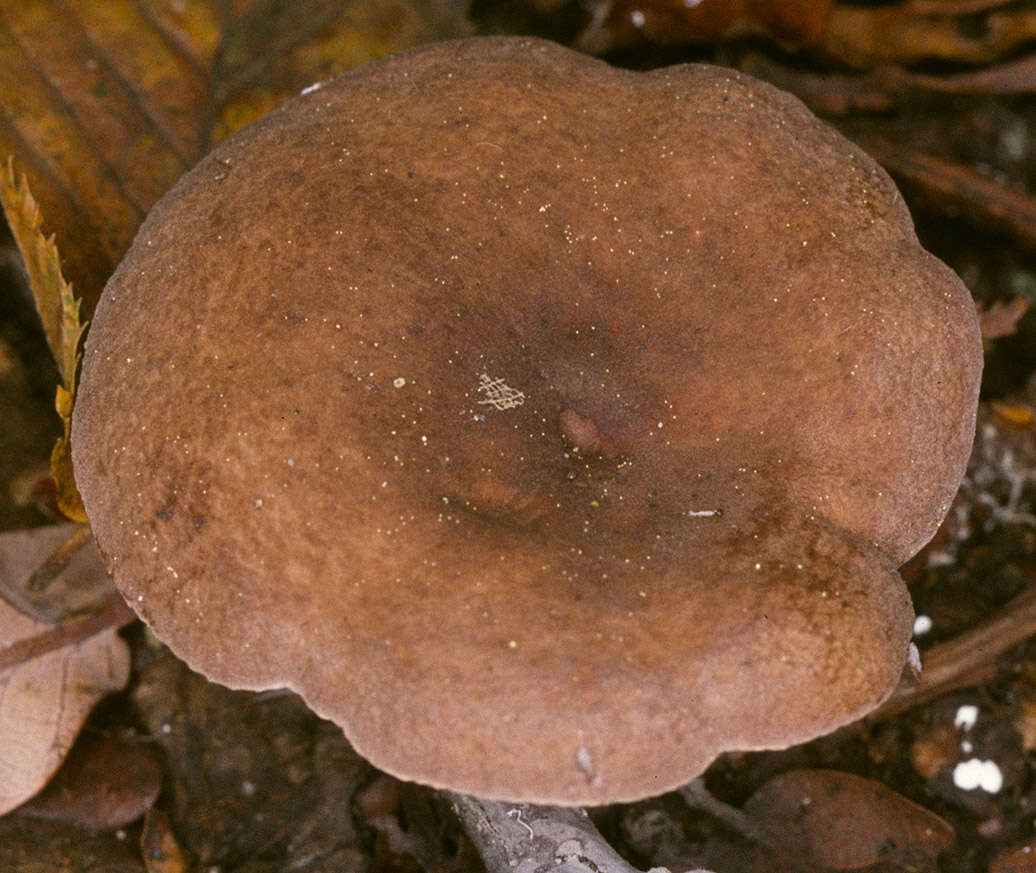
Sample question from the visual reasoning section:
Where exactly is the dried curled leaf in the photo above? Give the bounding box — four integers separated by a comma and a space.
0, 159, 87, 521
0, 525, 130, 816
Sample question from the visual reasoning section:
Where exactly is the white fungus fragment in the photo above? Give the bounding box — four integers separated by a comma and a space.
955, 704, 979, 731
907, 642, 922, 674
913, 614, 933, 636
953, 758, 1003, 793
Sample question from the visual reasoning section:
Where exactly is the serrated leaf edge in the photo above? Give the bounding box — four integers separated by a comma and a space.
1, 157, 88, 522
0, 156, 87, 388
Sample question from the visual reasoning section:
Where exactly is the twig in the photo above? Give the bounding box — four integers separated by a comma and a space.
448, 793, 706, 873
858, 137, 1036, 250
888, 54, 1036, 95
678, 780, 774, 849
25, 522, 94, 592
872, 582, 1036, 721
0, 522, 106, 624
0, 594, 136, 672
678, 780, 821, 872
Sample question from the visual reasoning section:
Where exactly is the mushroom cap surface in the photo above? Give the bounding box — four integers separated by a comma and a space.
72, 36, 982, 805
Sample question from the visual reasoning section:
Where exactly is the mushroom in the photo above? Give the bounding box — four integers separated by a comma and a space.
71, 36, 982, 806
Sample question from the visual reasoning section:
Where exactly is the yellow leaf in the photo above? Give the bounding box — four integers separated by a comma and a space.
54, 383, 74, 421
0, 158, 84, 388
990, 400, 1035, 428
0, 158, 87, 521
51, 422, 87, 524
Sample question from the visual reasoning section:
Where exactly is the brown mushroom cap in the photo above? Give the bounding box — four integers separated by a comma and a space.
71, 36, 982, 805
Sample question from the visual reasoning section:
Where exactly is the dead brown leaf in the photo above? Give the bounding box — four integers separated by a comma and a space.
0, 524, 130, 816
0, 159, 84, 390
19, 731, 161, 830
571, 0, 1036, 75
991, 842, 1036, 873
0, 0, 471, 315
743, 769, 954, 869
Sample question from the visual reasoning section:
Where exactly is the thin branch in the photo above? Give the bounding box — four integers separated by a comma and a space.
678, 780, 818, 872
448, 793, 708, 873
872, 582, 1036, 721
25, 522, 94, 593
0, 594, 136, 672
678, 780, 773, 849
858, 137, 1036, 250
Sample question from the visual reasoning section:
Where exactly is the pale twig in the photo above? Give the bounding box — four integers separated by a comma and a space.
449, 793, 709, 873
